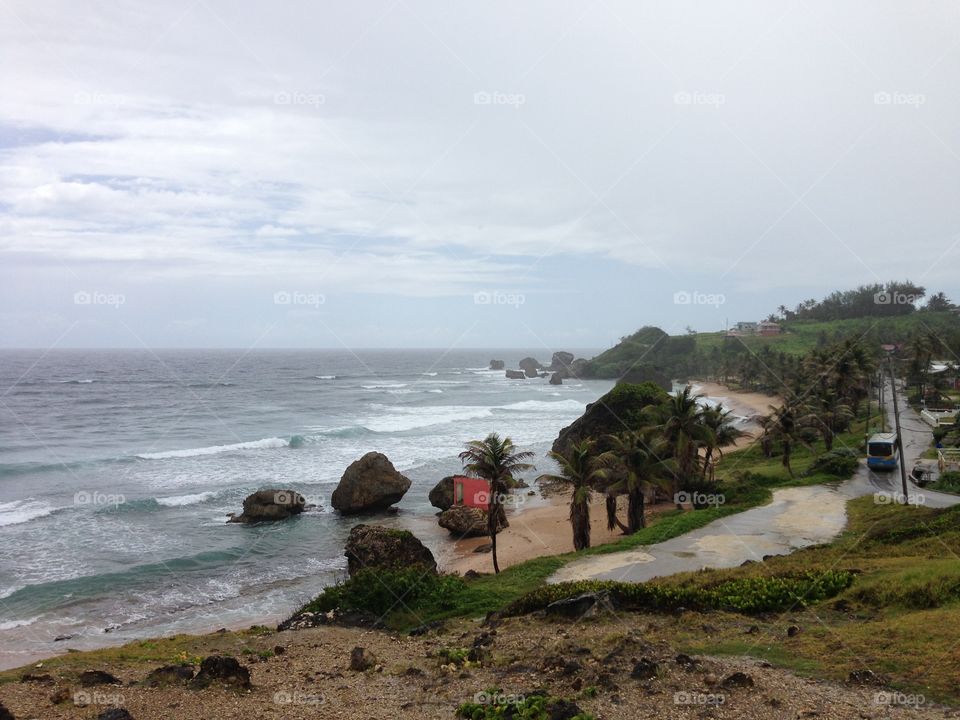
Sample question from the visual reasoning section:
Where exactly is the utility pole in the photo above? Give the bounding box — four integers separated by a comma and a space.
888, 355, 910, 505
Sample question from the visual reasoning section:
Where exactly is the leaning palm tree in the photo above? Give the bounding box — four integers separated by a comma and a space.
699, 403, 746, 481
762, 403, 807, 478
459, 433, 534, 573
539, 440, 610, 550
606, 431, 673, 533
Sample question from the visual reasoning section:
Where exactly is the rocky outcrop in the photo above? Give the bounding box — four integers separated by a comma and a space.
505, 369, 526, 379
438, 505, 507, 537
552, 382, 669, 457
616, 366, 672, 391
344, 524, 437, 577
549, 372, 563, 385
519, 357, 543, 378
488, 359, 505, 370
228, 489, 307, 524
548, 351, 575, 371
79, 670, 120, 686
143, 665, 195, 687
190, 656, 251, 690
428, 476, 456, 511
331, 452, 411, 514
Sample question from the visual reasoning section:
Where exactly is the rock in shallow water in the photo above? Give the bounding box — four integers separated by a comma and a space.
228, 489, 307, 523
331, 452, 411, 514
344, 524, 436, 577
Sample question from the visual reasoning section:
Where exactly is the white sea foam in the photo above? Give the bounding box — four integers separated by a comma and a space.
0, 616, 42, 631
361, 383, 407, 389
0, 499, 57, 527
136, 437, 290, 460
156, 491, 217, 507
314, 375, 336, 380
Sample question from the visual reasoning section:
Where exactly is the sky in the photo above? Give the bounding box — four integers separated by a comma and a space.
1, 0, 958, 351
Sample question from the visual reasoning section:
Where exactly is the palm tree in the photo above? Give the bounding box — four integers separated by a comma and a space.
606, 431, 673, 533
459, 433, 534, 573
539, 440, 610, 550
762, 403, 806, 477
800, 390, 853, 451
699, 403, 746, 481
646, 386, 713, 494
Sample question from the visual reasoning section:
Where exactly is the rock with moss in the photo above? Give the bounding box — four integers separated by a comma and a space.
344, 524, 437, 577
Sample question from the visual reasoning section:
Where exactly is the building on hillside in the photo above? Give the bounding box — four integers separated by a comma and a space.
930, 360, 960, 391
726, 321, 758, 337
758, 321, 782, 336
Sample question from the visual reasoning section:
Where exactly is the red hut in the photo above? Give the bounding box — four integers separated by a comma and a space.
452, 476, 491, 510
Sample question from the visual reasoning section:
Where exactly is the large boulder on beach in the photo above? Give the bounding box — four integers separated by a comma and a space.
344, 524, 437, 577
190, 655, 251, 690
228, 489, 306, 523
489, 359, 505, 370
505, 369, 526, 379
519, 357, 543, 378
331, 452, 411, 514
438, 505, 507, 537
549, 351, 575, 371
428, 476, 456, 511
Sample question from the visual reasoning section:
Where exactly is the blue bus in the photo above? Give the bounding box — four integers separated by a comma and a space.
867, 432, 899, 470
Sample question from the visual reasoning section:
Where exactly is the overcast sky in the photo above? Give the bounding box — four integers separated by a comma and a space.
1, 1, 958, 350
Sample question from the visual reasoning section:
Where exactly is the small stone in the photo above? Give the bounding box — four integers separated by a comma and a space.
50, 687, 71, 704
787, 625, 801, 637
721, 671, 754, 689
349, 646, 376, 672
630, 658, 659, 680
97, 710, 134, 720
79, 670, 121, 686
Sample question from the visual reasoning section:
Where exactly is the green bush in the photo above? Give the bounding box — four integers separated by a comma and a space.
934, 471, 960, 493
456, 691, 593, 720
807, 449, 860, 479
299, 567, 466, 618
503, 570, 855, 617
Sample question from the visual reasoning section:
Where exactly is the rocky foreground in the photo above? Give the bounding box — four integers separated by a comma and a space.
1, 610, 955, 720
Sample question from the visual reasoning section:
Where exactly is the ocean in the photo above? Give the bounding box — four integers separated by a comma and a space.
0, 348, 612, 668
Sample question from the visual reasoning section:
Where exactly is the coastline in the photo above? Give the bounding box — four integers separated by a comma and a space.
440, 380, 780, 575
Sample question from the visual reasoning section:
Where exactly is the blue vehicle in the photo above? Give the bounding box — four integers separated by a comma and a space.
867, 432, 900, 470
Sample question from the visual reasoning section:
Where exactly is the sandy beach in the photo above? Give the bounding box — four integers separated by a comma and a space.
442, 381, 781, 575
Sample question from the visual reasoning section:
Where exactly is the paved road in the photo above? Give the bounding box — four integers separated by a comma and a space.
550, 380, 959, 584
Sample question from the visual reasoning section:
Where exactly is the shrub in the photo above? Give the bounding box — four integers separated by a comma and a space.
456, 691, 593, 720
807, 449, 860, 478
503, 570, 855, 617
299, 567, 466, 618
934, 471, 960, 493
